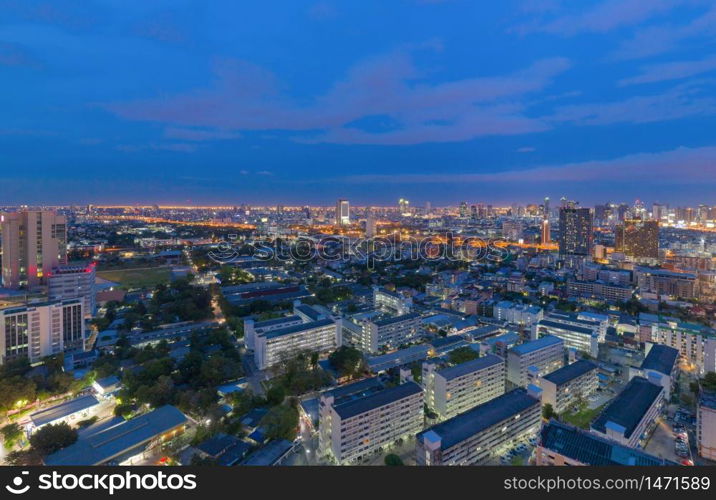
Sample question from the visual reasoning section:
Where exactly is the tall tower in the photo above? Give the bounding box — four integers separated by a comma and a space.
1, 210, 67, 289
335, 199, 350, 226
558, 206, 592, 257
541, 219, 551, 245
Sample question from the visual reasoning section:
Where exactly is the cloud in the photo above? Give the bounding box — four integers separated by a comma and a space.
105, 52, 569, 145
164, 127, 242, 141
517, 146, 536, 153
114, 142, 199, 153
611, 5, 716, 60
331, 145, 716, 185
0, 42, 41, 67
513, 0, 683, 36
619, 55, 716, 86
547, 81, 716, 126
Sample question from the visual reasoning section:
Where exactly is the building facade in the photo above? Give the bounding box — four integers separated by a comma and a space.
506, 335, 564, 387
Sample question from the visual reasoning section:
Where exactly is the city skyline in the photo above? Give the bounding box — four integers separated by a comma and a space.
3, 1, 716, 205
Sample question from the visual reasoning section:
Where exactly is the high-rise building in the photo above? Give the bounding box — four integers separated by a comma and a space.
543, 196, 550, 218
615, 219, 659, 262
541, 219, 551, 245
1, 210, 67, 289
558, 206, 593, 257
47, 263, 97, 318
459, 201, 468, 218
0, 299, 84, 364
398, 198, 410, 216
335, 199, 350, 226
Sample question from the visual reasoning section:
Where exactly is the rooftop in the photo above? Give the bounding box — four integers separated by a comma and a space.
540, 420, 673, 465
30, 395, 100, 428
262, 318, 335, 339
510, 335, 563, 356
416, 388, 539, 449
333, 382, 422, 420
640, 344, 679, 375
542, 359, 598, 386
372, 312, 421, 327
592, 377, 663, 439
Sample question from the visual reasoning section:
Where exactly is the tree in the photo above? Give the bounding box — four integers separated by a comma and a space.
261, 405, 299, 441
328, 346, 366, 379
1, 423, 24, 449
384, 454, 403, 466
703, 372, 716, 392
266, 385, 286, 406
29, 423, 78, 456
448, 347, 480, 365
542, 403, 558, 420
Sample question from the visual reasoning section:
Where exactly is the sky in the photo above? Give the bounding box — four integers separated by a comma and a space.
2, 0, 716, 206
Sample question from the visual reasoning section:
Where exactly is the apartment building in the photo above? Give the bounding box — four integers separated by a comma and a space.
319, 381, 423, 464
1, 210, 67, 289
422, 354, 505, 420
359, 313, 422, 353
591, 376, 664, 448
638, 344, 679, 397
416, 388, 541, 465
697, 390, 716, 461
649, 319, 716, 375
566, 280, 633, 302
538, 420, 673, 466
538, 359, 598, 413
506, 335, 564, 387
534, 312, 604, 357
635, 267, 697, 299
47, 263, 97, 317
0, 299, 85, 364
373, 286, 412, 315
243, 315, 303, 351
253, 318, 339, 370
493, 301, 543, 328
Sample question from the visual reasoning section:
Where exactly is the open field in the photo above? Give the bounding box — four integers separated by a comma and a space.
97, 266, 172, 289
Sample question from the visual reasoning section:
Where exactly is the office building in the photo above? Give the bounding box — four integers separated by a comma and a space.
538, 359, 598, 413
416, 388, 541, 465
335, 199, 350, 226
0, 299, 84, 364
422, 354, 505, 420
47, 263, 97, 317
319, 381, 423, 464
615, 219, 659, 263
1, 210, 67, 289
506, 335, 564, 387
537, 421, 673, 466
591, 376, 664, 448
254, 318, 339, 370
558, 206, 592, 257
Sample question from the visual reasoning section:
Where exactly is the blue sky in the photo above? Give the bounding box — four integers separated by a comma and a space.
2, 0, 716, 206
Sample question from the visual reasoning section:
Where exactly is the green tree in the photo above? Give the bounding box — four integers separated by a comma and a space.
542, 403, 558, 420
384, 454, 403, 466
1, 423, 24, 449
29, 423, 78, 455
448, 347, 480, 365
261, 405, 299, 441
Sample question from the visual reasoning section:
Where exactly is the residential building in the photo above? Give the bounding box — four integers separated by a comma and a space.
506, 335, 564, 387
638, 344, 679, 397
254, 318, 339, 370
493, 301, 543, 328
538, 359, 598, 413
591, 376, 664, 448
47, 263, 97, 317
373, 287, 412, 315
537, 420, 674, 466
422, 354, 505, 420
635, 267, 697, 299
615, 219, 659, 263
0, 299, 84, 364
319, 381, 423, 464
558, 206, 593, 258
1, 210, 67, 289
244, 315, 303, 351
416, 388, 541, 465
566, 280, 633, 303
651, 319, 716, 375
359, 313, 421, 353
697, 390, 716, 461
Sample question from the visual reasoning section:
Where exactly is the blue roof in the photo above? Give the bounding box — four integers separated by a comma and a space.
373, 312, 421, 327
295, 304, 322, 321
539, 320, 595, 335
322, 377, 383, 402
510, 335, 562, 355
438, 354, 503, 381
641, 345, 678, 375
541, 420, 674, 465
44, 405, 187, 465
31, 395, 100, 427
592, 377, 663, 439
333, 382, 422, 420
416, 389, 539, 449
241, 439, 293, 466
254, 315, 301, 329
542, 359, 597, 386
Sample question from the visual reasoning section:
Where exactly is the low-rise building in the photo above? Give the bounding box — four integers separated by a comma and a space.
538, 359, 598, 413
638, 344, 679, 397
29, 394, 101, 432
493, 301, 543, 328
422, 354, 505, 420
416, 388, 541, 465
538, 420, 674, 465
591, 376, 664, 448
506, 335, 564, 387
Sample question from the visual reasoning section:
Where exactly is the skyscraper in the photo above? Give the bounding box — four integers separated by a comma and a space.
558, 206, 593, 257
1, 210, 67, 289
541, 219, 551, 245
398, 198, 410, 216
335, 199, 350, 226
543, 197, 550, 218
615, 219, 659, 262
